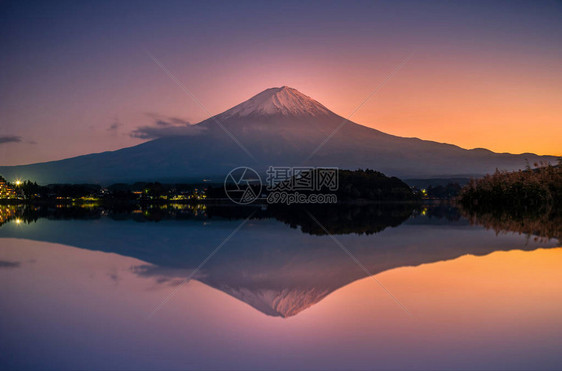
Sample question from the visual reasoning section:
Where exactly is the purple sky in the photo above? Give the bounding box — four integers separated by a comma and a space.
1, 0, 561, 165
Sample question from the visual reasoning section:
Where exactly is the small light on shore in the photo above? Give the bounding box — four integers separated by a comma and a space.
15, 180, 22, 186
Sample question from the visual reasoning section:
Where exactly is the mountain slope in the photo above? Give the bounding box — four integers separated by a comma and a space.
0, 86, 556, 184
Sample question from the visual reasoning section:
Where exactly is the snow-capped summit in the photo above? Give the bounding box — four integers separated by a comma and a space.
220, 86, 332, 118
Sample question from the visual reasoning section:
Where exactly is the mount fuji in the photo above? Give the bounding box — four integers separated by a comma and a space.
0, 86, 556, 184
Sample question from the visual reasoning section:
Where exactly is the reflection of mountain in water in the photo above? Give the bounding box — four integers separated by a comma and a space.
0, 204, 557, 317
214, 286, 330, 318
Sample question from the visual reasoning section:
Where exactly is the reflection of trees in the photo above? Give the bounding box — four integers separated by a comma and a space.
461, 207, 561, 242
0, 203, 422, 236
0, 204, 211, 226
459, 163, 562, 242
268, 203, 416, 235
205, 203, 417, 235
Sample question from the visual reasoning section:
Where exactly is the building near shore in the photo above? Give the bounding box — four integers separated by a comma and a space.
0, 177, 17, 199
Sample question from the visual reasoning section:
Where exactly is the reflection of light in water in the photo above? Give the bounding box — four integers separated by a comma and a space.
14, 218, 22, 224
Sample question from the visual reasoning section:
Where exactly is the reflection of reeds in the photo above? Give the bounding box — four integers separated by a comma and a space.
460, 207, 561, 242
459, 162, 561, 241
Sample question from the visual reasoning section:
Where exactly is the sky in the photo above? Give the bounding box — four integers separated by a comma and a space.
1, 0, 561, 166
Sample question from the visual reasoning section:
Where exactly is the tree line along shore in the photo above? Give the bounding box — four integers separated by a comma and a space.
1, 164, 560, 209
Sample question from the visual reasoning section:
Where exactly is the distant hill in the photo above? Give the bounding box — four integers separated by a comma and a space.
267, 168, 417, 202
0, 86, 556, 184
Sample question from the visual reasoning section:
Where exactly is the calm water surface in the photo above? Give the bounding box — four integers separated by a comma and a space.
0, 206, 561, 370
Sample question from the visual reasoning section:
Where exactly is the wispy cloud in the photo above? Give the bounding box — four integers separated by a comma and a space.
0, 135, 22, 144
130, 114, 204, 140
145, 113, 189, 127
0, 260, 21, 269
107, 122, 122, 132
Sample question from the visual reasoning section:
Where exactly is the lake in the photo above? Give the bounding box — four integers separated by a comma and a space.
0, 204, 561, 370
